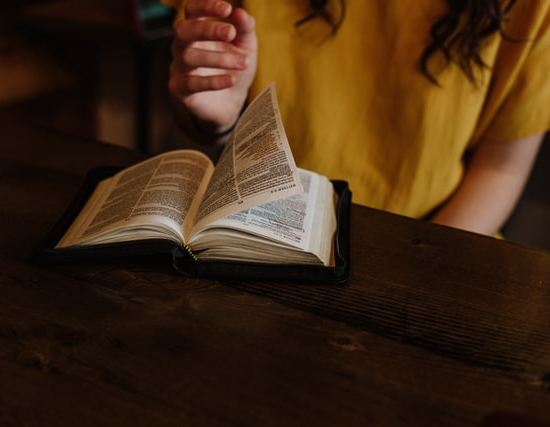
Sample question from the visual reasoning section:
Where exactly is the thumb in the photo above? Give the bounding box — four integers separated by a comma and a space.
230, 8, 257, 50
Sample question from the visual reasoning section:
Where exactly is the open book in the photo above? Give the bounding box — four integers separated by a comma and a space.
33, 84, 351, 283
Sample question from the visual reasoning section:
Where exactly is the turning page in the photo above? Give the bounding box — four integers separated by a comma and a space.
192, 83, 303, 232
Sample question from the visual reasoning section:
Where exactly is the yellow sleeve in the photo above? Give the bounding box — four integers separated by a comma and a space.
474, 2, 550, 144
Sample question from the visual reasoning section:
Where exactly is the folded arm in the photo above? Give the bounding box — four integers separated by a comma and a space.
431, 132, 544, 235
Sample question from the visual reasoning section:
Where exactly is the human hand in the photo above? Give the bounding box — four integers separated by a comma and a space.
168, 0, 257, 136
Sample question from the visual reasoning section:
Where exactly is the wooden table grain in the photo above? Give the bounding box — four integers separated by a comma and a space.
1, 115, 550, 426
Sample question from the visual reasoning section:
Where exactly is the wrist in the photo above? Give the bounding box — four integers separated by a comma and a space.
191, 102, 248, 143
191, 115, 238, 143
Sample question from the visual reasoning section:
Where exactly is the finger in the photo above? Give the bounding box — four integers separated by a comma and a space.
174, 18, 236, 44
230, 8, 256, 48
170, 73, 235, 98
185, 0, 232, 19
180, 45, 249, 71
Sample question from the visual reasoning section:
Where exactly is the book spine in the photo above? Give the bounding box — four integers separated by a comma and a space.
181, 243, 198, 261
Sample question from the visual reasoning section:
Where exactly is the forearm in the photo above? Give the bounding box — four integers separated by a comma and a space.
431, 133, 544, 235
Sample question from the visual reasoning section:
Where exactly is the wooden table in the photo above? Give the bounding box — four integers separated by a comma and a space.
1, 115, 550, 426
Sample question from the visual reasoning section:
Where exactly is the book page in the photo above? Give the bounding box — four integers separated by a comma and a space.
56, 150, 214, 248
191, 83, 303, 233
188, 169, 337, 266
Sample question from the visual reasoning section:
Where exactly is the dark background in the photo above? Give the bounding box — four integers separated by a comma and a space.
1, 0, 548, 251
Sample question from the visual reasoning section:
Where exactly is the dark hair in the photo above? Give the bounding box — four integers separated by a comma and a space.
296, 0, 517, 83
295, 0, 346, 38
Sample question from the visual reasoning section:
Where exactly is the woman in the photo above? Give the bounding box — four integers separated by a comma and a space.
164, 0, 550, 236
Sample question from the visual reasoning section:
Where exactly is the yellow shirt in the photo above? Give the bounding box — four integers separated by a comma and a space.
164, 1, 550, 218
